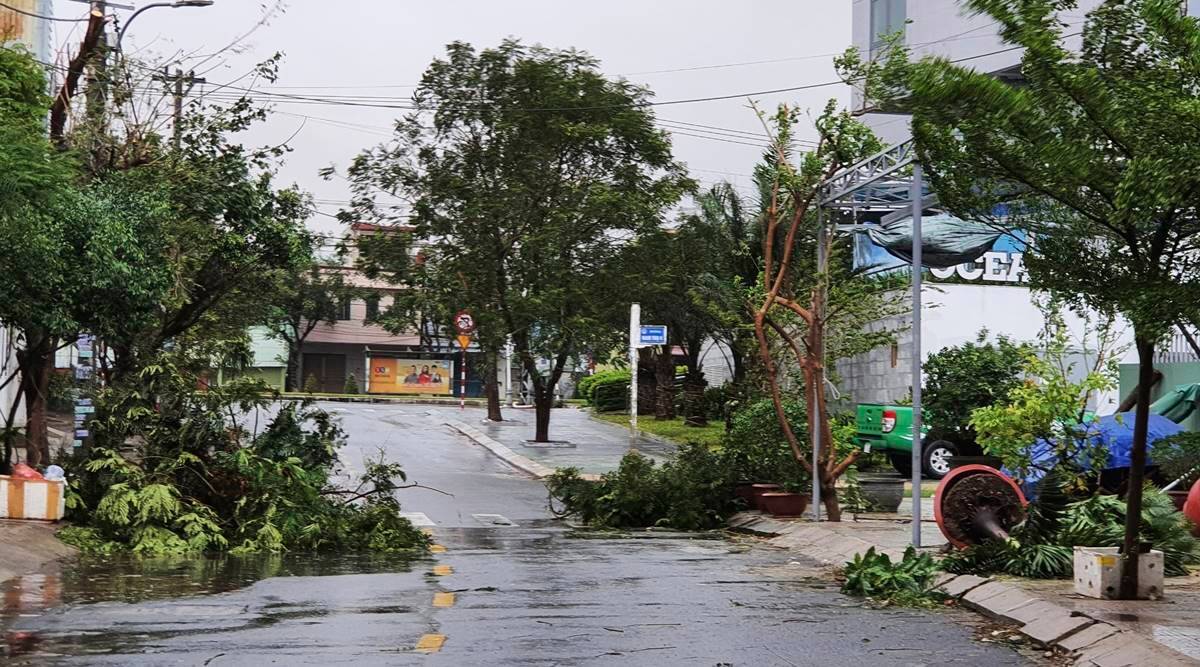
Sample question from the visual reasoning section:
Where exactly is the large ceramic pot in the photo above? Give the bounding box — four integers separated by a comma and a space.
1183, 479, 1200, 537
750, 483, 783, 511
760, 492, 810, 517
858, 475, 905, 513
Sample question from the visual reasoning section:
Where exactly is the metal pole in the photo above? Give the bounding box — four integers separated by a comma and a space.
629, 303, 640, 440
460, 346, 467, 411
910, 163, 924, 548
504, 337, 513, 407
812, 207, 824, 523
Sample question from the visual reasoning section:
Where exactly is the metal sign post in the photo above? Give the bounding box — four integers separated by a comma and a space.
454, 311, 476, 412
629, 304, 640, 439
910, 163, 924, 548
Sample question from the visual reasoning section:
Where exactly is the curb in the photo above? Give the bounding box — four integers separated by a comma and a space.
445, 420, 556, 480
728, 512, 1199, 666
583, 412, 682, 453
282, 395, 487, 407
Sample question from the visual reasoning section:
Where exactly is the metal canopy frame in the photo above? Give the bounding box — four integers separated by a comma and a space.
813, 139, 928, 548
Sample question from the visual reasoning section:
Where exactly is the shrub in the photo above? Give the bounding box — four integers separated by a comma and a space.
303, 374, 320, 394
57, 355, 429, 556
942, 480, 1200, 578
923, 330, 1028, 447
546, 443, 736, 530
1152, 431, 1200, 488
583, 369, 631, 412
724, 398, 809, 490
344, 373, 360, 394
841, 546, 943, 607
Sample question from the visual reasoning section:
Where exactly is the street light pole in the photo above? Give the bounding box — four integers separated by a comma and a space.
910, 163, 925, 548
115, 0, 213, 53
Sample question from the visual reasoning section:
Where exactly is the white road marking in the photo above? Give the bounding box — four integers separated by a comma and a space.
399, 512, 436, 526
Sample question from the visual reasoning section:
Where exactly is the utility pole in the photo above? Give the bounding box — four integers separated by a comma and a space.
156, 68, 204, 148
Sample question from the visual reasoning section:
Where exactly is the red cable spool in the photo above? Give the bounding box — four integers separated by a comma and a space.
934, 464, 1029, 549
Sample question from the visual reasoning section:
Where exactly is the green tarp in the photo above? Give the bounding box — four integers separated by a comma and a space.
865, 213, 1005, 269
1151, 383, 1200, 424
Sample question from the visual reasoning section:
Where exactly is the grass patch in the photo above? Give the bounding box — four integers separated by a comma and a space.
594, 413, 725, 448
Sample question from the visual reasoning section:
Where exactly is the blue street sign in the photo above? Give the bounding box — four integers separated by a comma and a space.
638, 325, 668, 346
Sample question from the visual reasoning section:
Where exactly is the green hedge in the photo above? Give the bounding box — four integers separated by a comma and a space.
577, 370, 631, 412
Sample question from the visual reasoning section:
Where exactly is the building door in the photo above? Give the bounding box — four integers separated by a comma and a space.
301, 353, 346, 393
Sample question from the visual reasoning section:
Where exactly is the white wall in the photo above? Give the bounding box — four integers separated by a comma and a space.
835, 283, 1134, 412
852, 0, 1101, 143
0, 327, 25, 429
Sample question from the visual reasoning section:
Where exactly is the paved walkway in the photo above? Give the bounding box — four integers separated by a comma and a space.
732, 511, 1200, 666
436, 406, 675, 476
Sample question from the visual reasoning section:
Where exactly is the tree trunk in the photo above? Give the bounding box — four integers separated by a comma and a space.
821, 483, 841, 522
484, 349, 503, 422
654, 345, 675, 420
682, 369, 707, 426
730, 343, 746, 387
20, 337, 53, 467
533, 386, 552, 442
285, 340, 301, 392
637, 348, 655, 416
1119, 335, 1155, 599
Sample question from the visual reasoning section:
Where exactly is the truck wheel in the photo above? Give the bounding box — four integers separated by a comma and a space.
889, 454, 912, 477
922, 440, 958, 479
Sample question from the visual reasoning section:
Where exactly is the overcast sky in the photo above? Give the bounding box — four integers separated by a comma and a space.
49, 1, 852, 233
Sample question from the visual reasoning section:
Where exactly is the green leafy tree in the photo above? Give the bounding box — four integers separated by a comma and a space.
685, 183, 762, 389
338, 40, 691, 441
751, 102, 899, 520
924, 330, 1029, 449
852, 0, 1200, 597
267, 258, 349, 391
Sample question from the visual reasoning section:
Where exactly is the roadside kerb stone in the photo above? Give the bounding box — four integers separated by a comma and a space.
1075, 633, 1198, 667
939, 574, 990, 598
1056, 623, 1119, 653
446, 420, 555, 479
1022, 613, 1093, 647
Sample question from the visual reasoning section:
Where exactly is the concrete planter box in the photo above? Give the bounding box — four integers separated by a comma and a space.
1073, 546, 1163, 600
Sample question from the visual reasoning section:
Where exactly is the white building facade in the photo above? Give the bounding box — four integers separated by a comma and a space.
836, 0, 1138, 412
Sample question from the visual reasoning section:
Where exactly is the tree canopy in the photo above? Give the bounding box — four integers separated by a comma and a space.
340, 40, 692, 440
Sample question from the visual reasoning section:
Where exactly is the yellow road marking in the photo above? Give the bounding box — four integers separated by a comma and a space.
415, 633, 446, 653
432, 565, 453, 576
432, 592, 456, 608
430, 544, 447, 553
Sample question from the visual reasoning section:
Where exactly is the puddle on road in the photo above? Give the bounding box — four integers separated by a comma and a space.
0, 551, 430, 662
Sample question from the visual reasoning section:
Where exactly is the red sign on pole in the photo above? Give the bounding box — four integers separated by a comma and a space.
454, 311, 476, 335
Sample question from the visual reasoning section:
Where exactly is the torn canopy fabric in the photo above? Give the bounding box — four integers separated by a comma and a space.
864, 213, 1004, 269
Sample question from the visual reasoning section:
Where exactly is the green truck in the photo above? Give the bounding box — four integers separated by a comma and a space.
853, 404, 961, 479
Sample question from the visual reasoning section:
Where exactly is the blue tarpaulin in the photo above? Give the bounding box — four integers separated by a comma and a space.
1012, 412, 1183, 500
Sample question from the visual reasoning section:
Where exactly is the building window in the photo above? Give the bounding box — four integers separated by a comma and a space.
365, 294, 380, 321
870, 0, 906, 56
337, 298, 352, 321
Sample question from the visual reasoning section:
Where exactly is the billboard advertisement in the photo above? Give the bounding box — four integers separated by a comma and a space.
369, 358, 452, 395
852, 214, 1028, 284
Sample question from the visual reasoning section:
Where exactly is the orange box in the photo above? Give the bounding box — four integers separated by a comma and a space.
0, 476, 66, 521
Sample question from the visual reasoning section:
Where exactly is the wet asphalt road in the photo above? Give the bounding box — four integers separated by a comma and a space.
0, 403, 1041, 666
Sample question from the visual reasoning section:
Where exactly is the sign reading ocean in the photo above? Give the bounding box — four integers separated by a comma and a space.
852, 213, 1028, 284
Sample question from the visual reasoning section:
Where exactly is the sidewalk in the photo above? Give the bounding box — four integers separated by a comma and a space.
0, 520, 74, 586
731, 510, 1200, 666
444, 406, 675, 477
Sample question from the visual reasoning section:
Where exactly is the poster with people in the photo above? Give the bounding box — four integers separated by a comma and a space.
369, 358, 453, 395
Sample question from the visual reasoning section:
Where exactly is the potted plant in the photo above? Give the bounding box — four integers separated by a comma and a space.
1151, 432, 1200, 511
857, 471, 905, 513
760, 489, 810, 517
